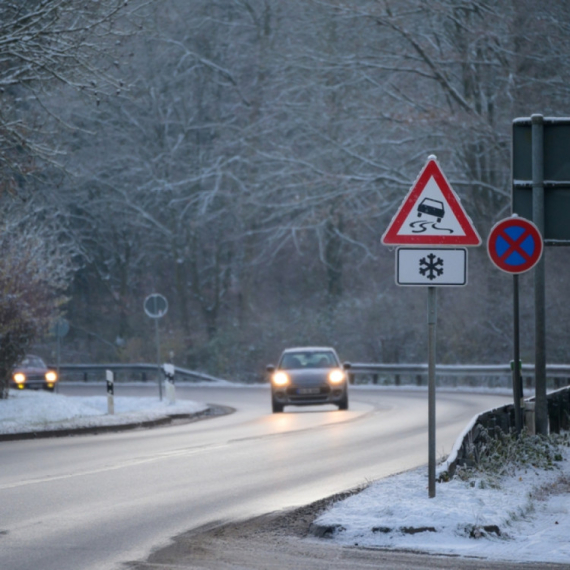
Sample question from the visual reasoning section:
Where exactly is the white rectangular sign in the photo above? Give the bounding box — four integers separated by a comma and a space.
396, 248, 467, 286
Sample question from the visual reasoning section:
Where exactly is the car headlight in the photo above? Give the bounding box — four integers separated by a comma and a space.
45, 371, 58, 382
13, 373, 26, 384
328, 369, 345, 384
272, 372, 290, 386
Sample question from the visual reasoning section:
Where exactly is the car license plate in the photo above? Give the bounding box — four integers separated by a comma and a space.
298, 388, 320, 395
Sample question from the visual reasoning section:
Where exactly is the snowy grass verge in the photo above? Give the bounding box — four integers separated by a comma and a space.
314, 433, 570, 564
0, 389, 208, 434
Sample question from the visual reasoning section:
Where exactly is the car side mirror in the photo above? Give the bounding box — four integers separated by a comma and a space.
343, 361, 352, 370
266, 364, 275, 373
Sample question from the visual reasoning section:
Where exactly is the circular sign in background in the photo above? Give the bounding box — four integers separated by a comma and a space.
144, 293, 168, 319
487, 216, 543, 274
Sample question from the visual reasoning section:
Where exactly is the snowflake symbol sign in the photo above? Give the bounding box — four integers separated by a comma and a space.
419, 253, 444, 280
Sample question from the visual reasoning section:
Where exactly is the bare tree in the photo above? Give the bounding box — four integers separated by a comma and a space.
42, 0, 570, 375
0, 197, 76, 398
0, 0, 149, 195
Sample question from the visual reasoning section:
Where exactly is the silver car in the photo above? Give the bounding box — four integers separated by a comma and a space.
266, 347, 350, 413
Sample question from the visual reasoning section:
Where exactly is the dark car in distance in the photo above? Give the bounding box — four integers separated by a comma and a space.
11, 355, 58, 392
266, 347, 350, 413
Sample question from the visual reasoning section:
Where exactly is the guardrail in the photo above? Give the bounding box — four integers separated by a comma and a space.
439, 386, 570, 478
348, 363, 570, 387
50, 363, 226, 384
51, 362, 570, 386
350, 362, 570, 377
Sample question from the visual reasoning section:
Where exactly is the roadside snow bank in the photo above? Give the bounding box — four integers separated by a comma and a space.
315, 444, 570, 564
0, 390, 208, 434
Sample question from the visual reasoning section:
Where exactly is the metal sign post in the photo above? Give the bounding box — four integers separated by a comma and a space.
512, 114, 570, 435
487, 215, 543, 434
532, 115, 548, 436
154, 319, 162, 401
144, 294, 169, 401
512, 275, 523, 434
427, 287, 437, 498
383, 155, 481, 498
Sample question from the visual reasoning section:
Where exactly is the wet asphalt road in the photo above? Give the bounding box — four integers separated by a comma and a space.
0, 384, 510, 570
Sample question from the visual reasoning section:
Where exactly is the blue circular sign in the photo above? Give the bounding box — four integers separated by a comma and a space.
487, 217, 543, 274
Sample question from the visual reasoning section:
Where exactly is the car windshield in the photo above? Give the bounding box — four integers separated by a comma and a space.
279, 351, 338, 370
18, 356, 46, 369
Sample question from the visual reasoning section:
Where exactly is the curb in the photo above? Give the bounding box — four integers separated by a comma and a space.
0, 404, 234, 442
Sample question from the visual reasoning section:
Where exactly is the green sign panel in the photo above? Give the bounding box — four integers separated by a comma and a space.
512, 117, 570, 244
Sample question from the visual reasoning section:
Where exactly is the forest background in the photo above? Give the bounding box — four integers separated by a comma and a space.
1, 0, 570, 387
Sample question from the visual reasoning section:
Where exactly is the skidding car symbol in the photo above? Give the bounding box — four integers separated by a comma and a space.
417, 198, 445, 222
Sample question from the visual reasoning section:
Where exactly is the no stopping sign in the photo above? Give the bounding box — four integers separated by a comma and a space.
487, 216, 543, 274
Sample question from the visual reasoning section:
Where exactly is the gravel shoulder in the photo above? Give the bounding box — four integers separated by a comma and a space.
125, 490, 569, 570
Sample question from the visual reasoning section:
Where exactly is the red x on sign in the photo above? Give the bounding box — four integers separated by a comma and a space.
487, 216, 543, 274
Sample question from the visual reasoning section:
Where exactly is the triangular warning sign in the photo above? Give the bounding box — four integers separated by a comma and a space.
382, 158, 481, 246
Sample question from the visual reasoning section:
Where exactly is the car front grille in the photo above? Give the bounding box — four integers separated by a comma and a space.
25, 374, 45, 382
286, 385, 330, 396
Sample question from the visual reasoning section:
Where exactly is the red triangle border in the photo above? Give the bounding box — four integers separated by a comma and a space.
382, 160, 481, 246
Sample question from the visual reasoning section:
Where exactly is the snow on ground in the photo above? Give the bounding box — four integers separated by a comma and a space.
315, 444, 570, 564
0, 389, 208, 434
